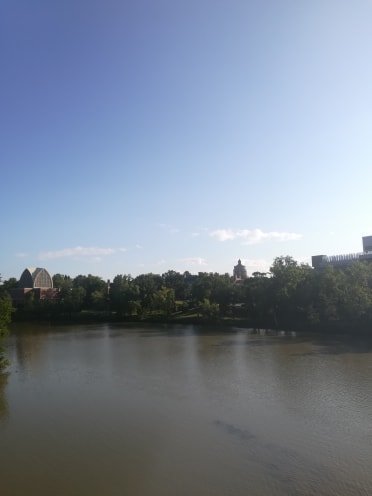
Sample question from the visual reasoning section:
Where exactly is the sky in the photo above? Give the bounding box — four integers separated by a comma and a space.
1, 0, 372, 281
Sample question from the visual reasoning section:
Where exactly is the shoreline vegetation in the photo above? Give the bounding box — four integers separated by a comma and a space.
9, 309, 372, 336
3, 256, 372, 339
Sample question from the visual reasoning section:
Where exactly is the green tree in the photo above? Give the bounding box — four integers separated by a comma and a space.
200, 298, 220, 320
313, 262, 372, 324
192, 272, 212, 304
73, 274, 107, 309
162, 270, 189, 300
134, 273, 162, 314
63, 286, 87, 312
269, 256, 313, 328
153, 287, 176, 316
24, 290, 37, 312
110, 275, 139, 317
91, 289, 107, 311
209, 273, 235, 316
314, 265, 345, 322
1, 277, 18, 293
53, 274, 72, 297
243, 272, 274, 327
340, 262, 372, 321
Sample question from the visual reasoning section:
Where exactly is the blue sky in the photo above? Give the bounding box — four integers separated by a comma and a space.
1, 0, 372, 281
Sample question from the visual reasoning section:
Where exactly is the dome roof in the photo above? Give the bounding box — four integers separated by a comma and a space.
19, 268, 53, 288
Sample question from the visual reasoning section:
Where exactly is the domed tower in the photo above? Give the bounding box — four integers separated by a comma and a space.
233, 259, 247, 281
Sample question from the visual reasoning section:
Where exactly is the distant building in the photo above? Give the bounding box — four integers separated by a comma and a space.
312, 236, 372, 269
19, 267, 53, 288
362, 236, 372, 252
11, 267, 59, 305
233, 259, 247, 280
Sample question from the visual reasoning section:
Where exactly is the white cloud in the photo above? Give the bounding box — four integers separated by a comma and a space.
157, 223, 180, 234
210, 228, 302, 244
210, 229, 236, 241
15, 252, 27, 257
241, 258, 271, 274
39, 246, 127, 260
180, 257, 207, 267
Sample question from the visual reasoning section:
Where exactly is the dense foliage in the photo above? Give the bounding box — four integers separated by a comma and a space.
0, 276, 13, 371
3, 256, 372, 332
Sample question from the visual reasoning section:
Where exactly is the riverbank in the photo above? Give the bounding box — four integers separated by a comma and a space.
9, 308, 372, 335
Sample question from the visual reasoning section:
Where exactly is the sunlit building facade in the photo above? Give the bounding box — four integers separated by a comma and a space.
19, 267, 53, 288
233, 259, 248, 280
11, 267, 59, 304
312, 236, 372, 269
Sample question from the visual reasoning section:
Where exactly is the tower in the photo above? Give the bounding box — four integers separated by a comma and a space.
233, 259, 247, 280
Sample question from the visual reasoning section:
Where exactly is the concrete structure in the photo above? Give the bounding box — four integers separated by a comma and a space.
362, 236, 372, 252
233, 259, 248, 280
11, 267, 59, 304
19, 267, 53, 289
312, 236, 372, 269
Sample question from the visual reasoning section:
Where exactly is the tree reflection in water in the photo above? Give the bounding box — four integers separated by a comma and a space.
0, 373, 9, 421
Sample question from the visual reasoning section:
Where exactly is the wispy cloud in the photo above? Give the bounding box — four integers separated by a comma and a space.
157, 223, 180, 234
15, 252, 27, 258
39, 246, 127, 260
241, 258, 271, 273
210, 228, 302, 244
179, 257, 207, 267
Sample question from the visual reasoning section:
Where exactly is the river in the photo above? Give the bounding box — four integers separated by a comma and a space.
1, 324, 372, 495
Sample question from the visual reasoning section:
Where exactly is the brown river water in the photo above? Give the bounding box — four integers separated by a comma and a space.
1, 324, 372, 496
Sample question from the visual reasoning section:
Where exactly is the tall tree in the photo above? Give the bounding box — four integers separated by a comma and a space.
1, 278, 18, 293
191, 272, 212, 304
162, 270, 188, 300
153, 287, 176, 316
244, 272, 274, 327
110, 275, 139, 317
209, 273, 235, 315
134, 273, 162, 314
73, 274, 107, 309
269, 256, 313, 328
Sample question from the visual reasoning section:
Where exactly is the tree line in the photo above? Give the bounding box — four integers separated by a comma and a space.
2, 256, 372, 332
0, 277, 13, 371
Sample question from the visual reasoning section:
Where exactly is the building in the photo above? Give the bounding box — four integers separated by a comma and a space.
312, 236, 372, 269
19, 267, 53, 288
11, 267, 59, 305
233, 259, 248, 280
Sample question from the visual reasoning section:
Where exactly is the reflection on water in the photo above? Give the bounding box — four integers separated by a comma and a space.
1, 324, 372, 496
0, 372, 9, 421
